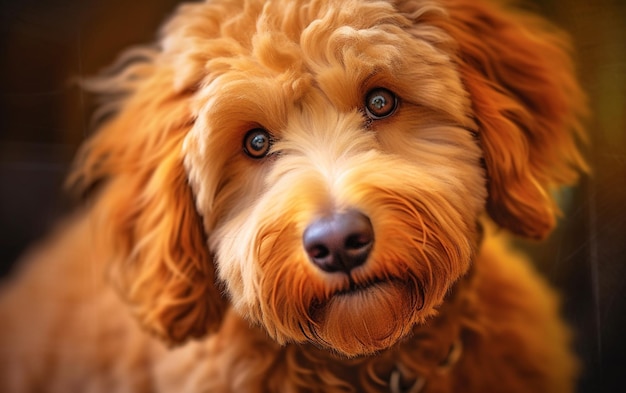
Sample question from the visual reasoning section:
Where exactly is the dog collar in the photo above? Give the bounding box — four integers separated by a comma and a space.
389, 339, 463, 393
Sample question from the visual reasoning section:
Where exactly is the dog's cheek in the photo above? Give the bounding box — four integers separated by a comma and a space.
209, 218, 263, 318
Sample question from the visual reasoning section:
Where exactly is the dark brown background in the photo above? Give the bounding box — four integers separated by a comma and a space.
1, 1, 624, 392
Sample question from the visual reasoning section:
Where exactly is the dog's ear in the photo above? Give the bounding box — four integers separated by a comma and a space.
403, 0, 588, 239
68, 50, 227, 344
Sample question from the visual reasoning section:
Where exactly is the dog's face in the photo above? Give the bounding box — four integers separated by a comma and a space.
182, 0, 484, 356
74, 0, 586, 357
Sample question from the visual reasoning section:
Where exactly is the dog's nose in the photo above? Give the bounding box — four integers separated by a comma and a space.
303, 210, 374, 273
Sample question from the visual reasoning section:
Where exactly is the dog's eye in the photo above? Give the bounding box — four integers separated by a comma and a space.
243, 128, 272, 159
364, 88, 398, 120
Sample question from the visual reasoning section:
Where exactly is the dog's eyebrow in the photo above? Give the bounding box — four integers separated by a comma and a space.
361, 69, 390, 90
364, 69, 382, 82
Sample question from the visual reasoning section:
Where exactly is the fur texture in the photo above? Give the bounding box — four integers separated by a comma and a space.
0, 0, 587, 392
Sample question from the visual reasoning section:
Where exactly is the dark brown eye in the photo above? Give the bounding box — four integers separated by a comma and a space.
365, 88, 398, 120
243, 128, 272, 158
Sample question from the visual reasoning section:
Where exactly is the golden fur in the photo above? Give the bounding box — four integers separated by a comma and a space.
0, 0, 587, 392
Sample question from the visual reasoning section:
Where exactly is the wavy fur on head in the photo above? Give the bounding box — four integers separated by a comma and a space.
422, 0, 587, 239
0, 0, 586, 391
69, 51, 229, 342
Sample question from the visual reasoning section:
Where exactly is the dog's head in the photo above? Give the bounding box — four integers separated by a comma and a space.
72, 0, 586, 357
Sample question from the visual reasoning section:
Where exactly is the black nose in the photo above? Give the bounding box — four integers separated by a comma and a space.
303, 210, 374, 273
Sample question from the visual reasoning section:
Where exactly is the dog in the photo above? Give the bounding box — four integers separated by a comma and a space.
0, 0, 588, 391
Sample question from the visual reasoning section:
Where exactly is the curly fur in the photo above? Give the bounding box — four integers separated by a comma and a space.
0, 0, 586, 392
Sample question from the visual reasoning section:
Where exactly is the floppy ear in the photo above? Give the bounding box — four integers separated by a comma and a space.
403, 0, 588, 239
69, 49, 227, 344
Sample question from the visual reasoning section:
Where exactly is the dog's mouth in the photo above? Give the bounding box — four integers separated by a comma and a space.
334, 276, 388, 296
311, 275, 423, 311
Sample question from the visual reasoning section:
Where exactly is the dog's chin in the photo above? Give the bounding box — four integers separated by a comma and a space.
309, 281, 420, 358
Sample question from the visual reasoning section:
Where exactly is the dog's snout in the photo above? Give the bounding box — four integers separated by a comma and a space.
303, 210, 374, 273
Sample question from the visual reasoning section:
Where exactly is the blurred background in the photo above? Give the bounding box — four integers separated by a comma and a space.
0, 0, 624, 391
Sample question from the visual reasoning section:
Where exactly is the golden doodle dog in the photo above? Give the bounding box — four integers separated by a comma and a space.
0, 0, 588, 391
